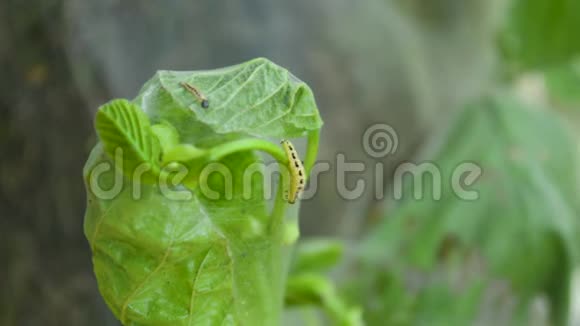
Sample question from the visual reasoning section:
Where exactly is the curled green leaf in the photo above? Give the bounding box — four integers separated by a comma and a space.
135, 57, 323, 140
95, 99, 161, 182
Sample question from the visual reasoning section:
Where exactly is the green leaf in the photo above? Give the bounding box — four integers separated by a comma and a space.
285, 273, 363, 326
499, 0, 580, 71
85, 59, 323, 325
291, 239, 344, 274
84, 142, 287, 325
95, 99, 161, 181
545, 59, 580, 108
135, 57, 323, 140
355, 94, 580, 325
151, 121, 180, 154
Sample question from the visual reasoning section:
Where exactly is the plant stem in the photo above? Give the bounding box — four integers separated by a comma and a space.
304, 130, 320, 176
208, 138, 288, 164
205, 137, 289, 230
269, 168, 288, 233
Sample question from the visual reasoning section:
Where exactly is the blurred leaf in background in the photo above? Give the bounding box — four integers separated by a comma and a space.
285, 239, 363, 325
351, 94, 580, 325
344, 0, 580, 323
500, 0, 580, 72
545, 58, 580, 109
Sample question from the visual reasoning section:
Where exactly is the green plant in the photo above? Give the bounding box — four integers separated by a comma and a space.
84, 58, 357, 325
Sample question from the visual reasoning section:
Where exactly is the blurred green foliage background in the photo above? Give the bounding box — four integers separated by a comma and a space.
1, 0, 579, 325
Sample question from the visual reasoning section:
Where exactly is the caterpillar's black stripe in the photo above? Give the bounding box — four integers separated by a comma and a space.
281, 140, 305, 204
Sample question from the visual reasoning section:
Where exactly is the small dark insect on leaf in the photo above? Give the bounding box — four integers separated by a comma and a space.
180, 82, 209, 109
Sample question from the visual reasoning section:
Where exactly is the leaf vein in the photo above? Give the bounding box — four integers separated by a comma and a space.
205, 63, 253, 97
212, 62, 268, 112
221, 82, 287, 128
188, 249, 212, 326
120, 238, 174, 323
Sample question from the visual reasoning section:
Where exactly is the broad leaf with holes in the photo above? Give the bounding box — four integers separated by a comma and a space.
84, 59, 323, 325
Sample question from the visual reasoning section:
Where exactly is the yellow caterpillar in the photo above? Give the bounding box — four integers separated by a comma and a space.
281, 140, 305, 204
